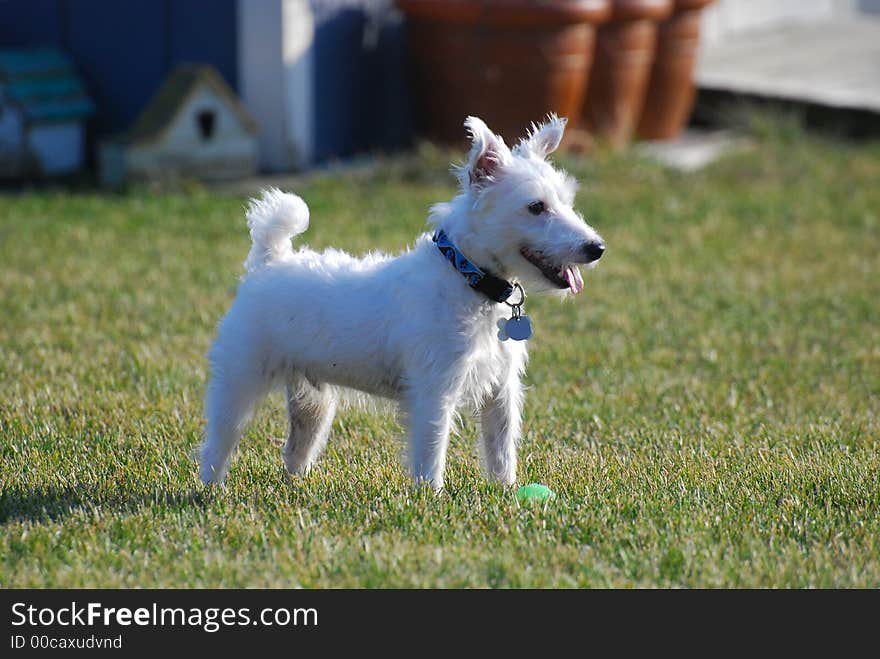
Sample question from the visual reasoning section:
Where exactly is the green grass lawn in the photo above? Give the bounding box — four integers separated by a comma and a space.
1, 119, 878, 587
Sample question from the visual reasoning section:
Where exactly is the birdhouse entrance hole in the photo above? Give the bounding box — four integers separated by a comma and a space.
197, 110, 216, 140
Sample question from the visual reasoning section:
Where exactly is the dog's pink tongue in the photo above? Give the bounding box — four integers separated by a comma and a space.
565, 266, 584, 294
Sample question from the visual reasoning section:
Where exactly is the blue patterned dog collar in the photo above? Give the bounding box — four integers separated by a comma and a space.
433, 229, 514, 303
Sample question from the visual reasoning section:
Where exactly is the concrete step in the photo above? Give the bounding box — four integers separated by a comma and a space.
696, 18, 880, 113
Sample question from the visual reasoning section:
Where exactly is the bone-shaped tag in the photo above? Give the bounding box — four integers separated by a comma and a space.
504, 315, 532, 341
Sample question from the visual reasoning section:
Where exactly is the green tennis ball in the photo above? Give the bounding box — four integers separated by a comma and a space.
516, 483, 556, 503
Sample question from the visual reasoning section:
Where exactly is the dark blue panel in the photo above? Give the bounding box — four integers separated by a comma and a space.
314, 9, 368, 162
368, 15, 412, 152
169, 0, 237, 90
0, 0, 63, 47
65, 0, 167, 134
313, 7, 413, 162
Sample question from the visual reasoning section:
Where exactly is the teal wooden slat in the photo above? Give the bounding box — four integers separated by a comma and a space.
6, 77, 85, 101
0, 48, 72, 79
24, 98, 95, 121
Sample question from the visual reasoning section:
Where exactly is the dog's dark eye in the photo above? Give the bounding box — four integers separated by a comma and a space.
527, 201, 545, 215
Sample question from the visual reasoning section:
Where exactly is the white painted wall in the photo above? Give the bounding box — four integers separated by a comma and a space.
282, 0, 314, 170
238, 0, 314, 172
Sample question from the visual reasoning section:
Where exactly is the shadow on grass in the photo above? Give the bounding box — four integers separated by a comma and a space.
0, 484, 215, 524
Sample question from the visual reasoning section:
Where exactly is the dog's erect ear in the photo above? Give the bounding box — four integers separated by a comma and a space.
463, 116, 510, 189
516, 114, 567, 159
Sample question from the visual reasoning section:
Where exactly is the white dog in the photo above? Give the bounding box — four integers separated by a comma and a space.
200, 115, 604, 489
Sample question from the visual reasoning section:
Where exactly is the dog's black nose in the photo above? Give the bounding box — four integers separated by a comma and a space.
582, 240, 605, 262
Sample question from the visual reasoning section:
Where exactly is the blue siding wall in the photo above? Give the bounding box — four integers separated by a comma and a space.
168, 1, 238, 90
0, 0, 65, 45
0, 0, 237, 135
65, 0, 168, 134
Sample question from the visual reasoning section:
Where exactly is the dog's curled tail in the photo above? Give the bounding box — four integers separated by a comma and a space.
243, 188, 310, 273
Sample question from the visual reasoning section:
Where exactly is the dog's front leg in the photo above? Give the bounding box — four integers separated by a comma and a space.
405, 382, 461, 491
480, 372, 524, 486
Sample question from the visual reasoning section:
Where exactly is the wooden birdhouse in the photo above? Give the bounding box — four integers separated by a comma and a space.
0, 47, 94, 178
99, 64, 259, 186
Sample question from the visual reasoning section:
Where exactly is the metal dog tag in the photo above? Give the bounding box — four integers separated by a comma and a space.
505, 315, 532, 341
501, 283, 532, 341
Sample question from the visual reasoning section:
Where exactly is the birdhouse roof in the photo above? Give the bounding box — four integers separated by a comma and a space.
0, 47, 94, 122
125, 65, 259, 145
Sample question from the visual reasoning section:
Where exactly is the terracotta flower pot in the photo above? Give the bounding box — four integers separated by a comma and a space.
636, 0, 715, 140
395, 0, 611, 144
583, 0, 673, 147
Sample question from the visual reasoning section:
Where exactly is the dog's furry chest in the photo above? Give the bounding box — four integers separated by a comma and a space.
453, 305, 525, 407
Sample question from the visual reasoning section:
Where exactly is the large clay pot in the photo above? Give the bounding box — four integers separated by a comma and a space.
583, 0, 673, 147
396, 0, 611, 143
636, 0, 714, 140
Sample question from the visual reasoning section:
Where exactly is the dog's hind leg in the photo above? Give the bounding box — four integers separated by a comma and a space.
281, 376, 338, 476
201, 370, 268, 484
479, 377, 523, 485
